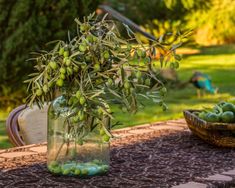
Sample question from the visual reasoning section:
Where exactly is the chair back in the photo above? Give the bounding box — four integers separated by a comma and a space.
6, 105, 48, 146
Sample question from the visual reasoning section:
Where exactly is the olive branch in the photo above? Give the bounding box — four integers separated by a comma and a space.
25, 13, 185, 141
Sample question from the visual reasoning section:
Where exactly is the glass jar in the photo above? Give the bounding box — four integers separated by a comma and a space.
47, 95, 110, 177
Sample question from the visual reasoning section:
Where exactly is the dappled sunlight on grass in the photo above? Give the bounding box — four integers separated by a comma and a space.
113, 90, 235, 129
113, 44, 235, 129
0, 111, 8, 121
0, 121, 12, 148
198, 93, 234, 100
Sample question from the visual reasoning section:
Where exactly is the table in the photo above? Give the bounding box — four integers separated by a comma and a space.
1, 119, 235, 188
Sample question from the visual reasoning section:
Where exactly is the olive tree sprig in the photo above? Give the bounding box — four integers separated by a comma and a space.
25, 13, 184, 136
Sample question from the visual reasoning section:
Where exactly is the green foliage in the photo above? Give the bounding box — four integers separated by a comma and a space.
107, 0, 235, 45
25, 13, 183, 137
187, 0, 235, 45
107, 0, 180, 24
136, 19, 189, 44
107, 0, 208, 25
0, 0, 101, 111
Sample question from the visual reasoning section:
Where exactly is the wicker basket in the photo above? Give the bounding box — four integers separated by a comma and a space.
183, 110, 235, 147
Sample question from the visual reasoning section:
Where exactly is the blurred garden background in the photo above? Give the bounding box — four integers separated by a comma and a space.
1, 0, 235, 148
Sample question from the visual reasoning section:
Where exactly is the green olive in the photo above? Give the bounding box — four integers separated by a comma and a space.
79, 44, 86, 52
74, 169, 81, 175
65, 59, 71, 66
60, 74, 65, 80
102, 134, 110, 142
81, 64, 87, 70
81, 168, 88, 176
78, 111, 85, 121
52, 166, 61, 174
43, 85, 48, 93
124, 81, 130, 89
144, 78, 151, 86
136, 71, 142, 79
59, 48, 64, 55
79, 96, 86, 105
63, 57, 68, 64
107, 78, 113, 86
59, 67, 66, 74
75, 91, 81, 99
36, 89, 42, 96
92, 36, 98, 42
100, 128, 105, 136
80, 24, 86, 32
73, 66, 79, 72
94, 63, 101, 71
103, 51, 110, 59
62, 168, 70, 175
86, 35, 93, 43
160, 87, 167, 96
67, 67, 73, 75
85, 56, 91, 62
97, 107, 103, 115
101, 165, 109, 172
49, 61, 57, 70
63, 51, 69, 58
96, 79, 103, 85
56, 79, 64, 87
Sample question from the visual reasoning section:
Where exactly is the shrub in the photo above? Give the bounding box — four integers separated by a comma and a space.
187, 0, 235, 45
0, 0, 101, 111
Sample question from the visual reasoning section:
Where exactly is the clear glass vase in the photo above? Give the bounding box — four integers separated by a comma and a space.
47, 95, 110, 177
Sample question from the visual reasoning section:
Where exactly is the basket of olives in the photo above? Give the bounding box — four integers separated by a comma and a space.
183, 102, 235, 147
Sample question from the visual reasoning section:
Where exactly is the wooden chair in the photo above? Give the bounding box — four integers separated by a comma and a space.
6, 104, 48, 147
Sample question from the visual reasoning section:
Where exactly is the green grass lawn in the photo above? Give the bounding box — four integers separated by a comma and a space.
1, 44, 235, 149
0, 121, 12, 148
113, 44, 235, 128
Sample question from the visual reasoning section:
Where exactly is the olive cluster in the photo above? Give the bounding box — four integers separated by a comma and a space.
197, 102, 235, 123
26, 13, 183, 141
48, 160, 109, 176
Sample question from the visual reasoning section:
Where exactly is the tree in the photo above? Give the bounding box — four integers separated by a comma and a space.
187, 0, 235, 45
0, 0, 101, 110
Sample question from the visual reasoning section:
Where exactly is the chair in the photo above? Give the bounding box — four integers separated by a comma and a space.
6, 104, 48, 147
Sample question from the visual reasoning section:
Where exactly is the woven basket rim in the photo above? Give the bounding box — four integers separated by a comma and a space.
184, 109, 235, 130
